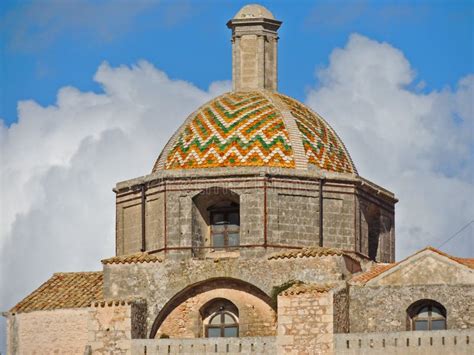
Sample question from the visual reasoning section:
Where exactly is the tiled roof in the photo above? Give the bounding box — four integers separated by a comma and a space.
157, 91, 295, 170
276, 93, 356, 173
452, 257, 474, 269
101, 252, 163, 265
280, 283, 335, 296
350, 263, 395, 284
268, 247, 345, 260
153, 91, 356, 174
10, 272, 103, 313
424, 247, 474, 269
350, 246, 474, 285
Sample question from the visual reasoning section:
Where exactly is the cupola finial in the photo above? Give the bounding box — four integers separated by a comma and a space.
227, 4, 281, 92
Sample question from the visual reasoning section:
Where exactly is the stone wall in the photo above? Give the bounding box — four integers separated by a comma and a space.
157, 287, 276, 338
357, 188, 395, 263
115, 169, 396, 261
87, 299, 147, 354
103, 253, 353, 337
333, 285, 350, 334
349, 284, 474, 333
335, 329, 473, 355
277, 290, 334, 354
7, 308, 89, 355
131, 336, 277, 354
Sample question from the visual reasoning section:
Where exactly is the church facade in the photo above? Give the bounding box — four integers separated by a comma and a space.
5, 5, 473, 355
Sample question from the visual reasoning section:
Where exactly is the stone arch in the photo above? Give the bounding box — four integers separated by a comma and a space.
191, 187, 241, 257
149, 277, 276, 338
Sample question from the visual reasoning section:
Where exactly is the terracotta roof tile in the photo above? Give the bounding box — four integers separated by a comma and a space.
350, 263, 395, 284
101, 252, 163, 265
350, 246, 473, 285
423, 247, 474, 269
268, 247, 345, 260
452, 257, 474, 269
280, 283, 335, 296
10, 272, 103, 313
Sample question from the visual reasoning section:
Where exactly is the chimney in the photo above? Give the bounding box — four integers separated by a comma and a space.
227, 4, 281, 92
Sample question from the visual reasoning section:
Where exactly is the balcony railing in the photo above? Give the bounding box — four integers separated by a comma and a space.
334, 329, 473, 354
131, 336, 276, 354
129, 329, 473, 354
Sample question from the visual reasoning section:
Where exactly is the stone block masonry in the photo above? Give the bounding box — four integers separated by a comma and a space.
277, 287, 334, 354
115, 167, 396, 262
86, 299, 147, 355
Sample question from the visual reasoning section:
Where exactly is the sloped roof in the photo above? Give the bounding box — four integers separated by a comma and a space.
350, 263, 395, 284
101, 252, 163, 265
10, 272, 103, 313
424, 246, 474, 269
350, 247, 474, 285
268, 247, 345, 260
280, 283, 335, 296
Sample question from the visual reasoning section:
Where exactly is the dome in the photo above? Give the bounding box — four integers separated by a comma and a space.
153, 91, 356, 174
234, 4, 274, 19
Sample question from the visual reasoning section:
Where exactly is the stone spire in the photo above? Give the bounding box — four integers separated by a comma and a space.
227, 4, 281, 92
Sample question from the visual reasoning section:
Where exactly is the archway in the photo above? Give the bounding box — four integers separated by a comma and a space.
149, 277, 275, 338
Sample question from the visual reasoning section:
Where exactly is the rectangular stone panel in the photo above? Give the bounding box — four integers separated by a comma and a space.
277, 193, 318, 246
146, 195, 164, 251
123, 203, 141, 254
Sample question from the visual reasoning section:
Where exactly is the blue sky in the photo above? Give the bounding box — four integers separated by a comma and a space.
1, 0, 473, 126
0, 1, 473, 352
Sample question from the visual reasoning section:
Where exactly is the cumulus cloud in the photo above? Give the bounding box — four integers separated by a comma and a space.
0, 61, 230, 349
306, 34, 474, 259
0, 34, 472, 351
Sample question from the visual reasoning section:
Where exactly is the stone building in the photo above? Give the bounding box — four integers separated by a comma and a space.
4, 4, 473, 355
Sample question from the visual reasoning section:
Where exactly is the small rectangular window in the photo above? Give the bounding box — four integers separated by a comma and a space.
228, 232, 239, 246
431, 320, 446, 330
415, 320, 428, 330
212, 234, 225, 248
208, 328, 221, 337
210, 208, 240, 249
224, 327, 238, 337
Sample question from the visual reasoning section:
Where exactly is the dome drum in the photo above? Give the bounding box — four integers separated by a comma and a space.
114, 167, 396, 263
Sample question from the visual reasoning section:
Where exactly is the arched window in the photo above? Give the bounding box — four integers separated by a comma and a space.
201, 298, 239, 338
407, 300, 447, 331
206, 310, 239, 337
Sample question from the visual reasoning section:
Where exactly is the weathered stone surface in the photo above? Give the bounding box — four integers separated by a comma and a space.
87, 299, 147, 354
115, 169, 396, 263
335, 329, 474, 355
157, 287, 276, 338
277, 290, 334, 354
7, 309, 89, 354
103, 253, 356, 337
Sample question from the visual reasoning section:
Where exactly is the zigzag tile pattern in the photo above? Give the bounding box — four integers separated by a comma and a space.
165, 91, 295, 169
276, 93, 356, 174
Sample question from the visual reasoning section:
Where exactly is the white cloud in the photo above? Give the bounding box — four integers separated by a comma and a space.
0, 60, 230, 350
0, 33, 472, 351
306, 33, 474, 260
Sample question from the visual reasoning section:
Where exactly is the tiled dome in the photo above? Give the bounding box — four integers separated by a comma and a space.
153, 91, 356, 174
